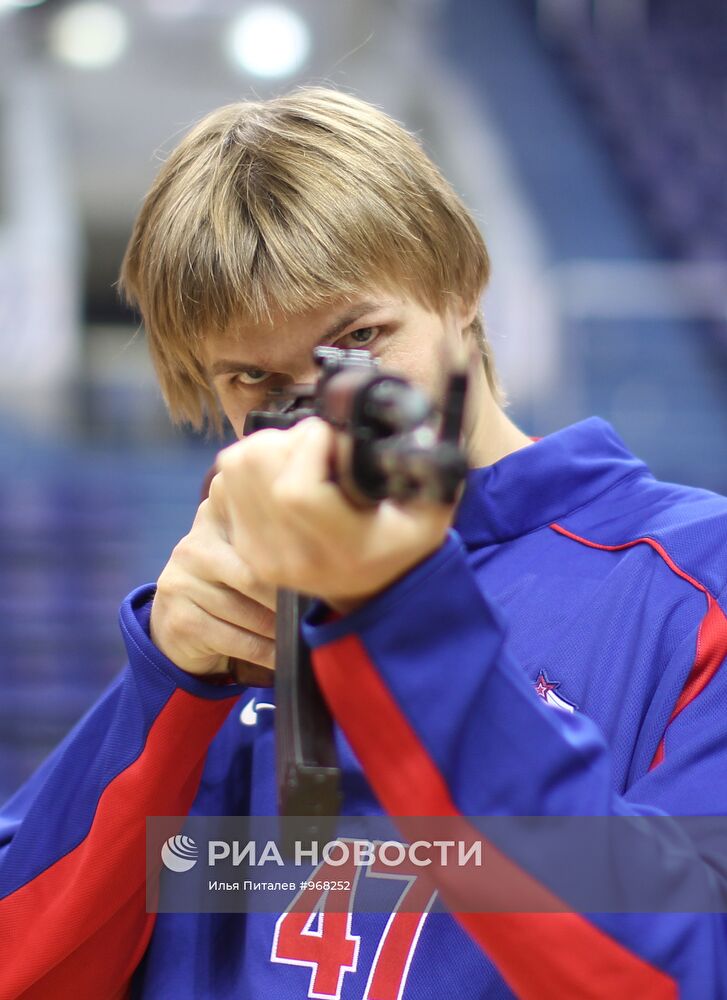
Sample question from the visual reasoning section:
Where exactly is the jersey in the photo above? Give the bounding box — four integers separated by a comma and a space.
2, 417, 727, 999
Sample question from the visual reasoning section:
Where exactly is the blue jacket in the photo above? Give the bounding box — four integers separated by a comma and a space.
2, 418, 727, 999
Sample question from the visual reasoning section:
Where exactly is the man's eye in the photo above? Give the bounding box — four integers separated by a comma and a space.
344, 326, 380, 348
231, 368, 270, 386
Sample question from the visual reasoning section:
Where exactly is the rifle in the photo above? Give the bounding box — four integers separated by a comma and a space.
243, 347, 468, 847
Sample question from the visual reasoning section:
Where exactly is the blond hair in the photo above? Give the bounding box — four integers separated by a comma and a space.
120, 87, 499, 431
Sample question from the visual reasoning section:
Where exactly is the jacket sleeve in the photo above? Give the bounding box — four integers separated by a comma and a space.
0, 585, 245, 1000
302, 533, 727, 1000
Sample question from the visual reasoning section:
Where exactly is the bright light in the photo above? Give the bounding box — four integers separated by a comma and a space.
226, 4, 310, 79
0, 0, 47, 13
48, 2, 129, 70
1, 0, 48, 8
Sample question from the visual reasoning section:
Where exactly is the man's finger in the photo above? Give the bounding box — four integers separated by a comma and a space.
188, 581, 276, 638
283, 417, 337, 489
182, 525, 277, 610
197, 610, 276, 669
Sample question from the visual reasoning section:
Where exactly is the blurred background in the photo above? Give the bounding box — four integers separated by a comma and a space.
1, 0, 726, 799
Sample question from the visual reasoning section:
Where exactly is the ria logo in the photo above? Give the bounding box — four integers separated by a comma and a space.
161, 835, 198, 872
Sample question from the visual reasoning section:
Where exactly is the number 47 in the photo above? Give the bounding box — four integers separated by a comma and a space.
271, 847, 438, 1000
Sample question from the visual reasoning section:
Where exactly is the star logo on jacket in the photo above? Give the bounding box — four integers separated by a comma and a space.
534, 672, 577, 713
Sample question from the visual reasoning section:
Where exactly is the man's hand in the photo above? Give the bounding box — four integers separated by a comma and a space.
214, 418, 456, 615
149, 488, 277, 683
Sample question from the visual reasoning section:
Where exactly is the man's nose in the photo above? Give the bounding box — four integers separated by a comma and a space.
262, 370, 317, 414
288, 359, 321, 386
273, 362, 321, 406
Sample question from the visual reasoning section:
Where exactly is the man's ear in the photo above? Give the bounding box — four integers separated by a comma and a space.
454, 294, 480, 334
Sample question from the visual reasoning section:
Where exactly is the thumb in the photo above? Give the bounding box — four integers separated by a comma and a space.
282, 417, 337, 489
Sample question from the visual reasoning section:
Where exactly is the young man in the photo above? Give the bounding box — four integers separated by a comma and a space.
1, 88, 727, 999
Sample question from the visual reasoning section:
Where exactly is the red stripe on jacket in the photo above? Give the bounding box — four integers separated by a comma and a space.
0, 688, 235, 1000
550, 523, 727, 768
313, 635, 676, 1000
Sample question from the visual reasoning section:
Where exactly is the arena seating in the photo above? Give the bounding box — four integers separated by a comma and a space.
554, 0, 727, 264
0, 427, 214, 800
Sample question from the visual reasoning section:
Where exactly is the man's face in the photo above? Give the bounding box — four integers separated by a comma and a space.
203, 291, 472, 439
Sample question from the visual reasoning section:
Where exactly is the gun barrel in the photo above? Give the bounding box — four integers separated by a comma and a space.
241, 347, 469, 836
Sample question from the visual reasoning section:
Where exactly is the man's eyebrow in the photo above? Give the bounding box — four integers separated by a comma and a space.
208, 358, 266, 377
207, 299, 392, 378
320, 300, 388, 342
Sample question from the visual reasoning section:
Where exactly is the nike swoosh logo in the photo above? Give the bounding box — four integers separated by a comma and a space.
240, 697, 276, 726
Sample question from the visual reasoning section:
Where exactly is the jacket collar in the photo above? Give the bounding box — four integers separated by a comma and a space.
454, 417, 650, 547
